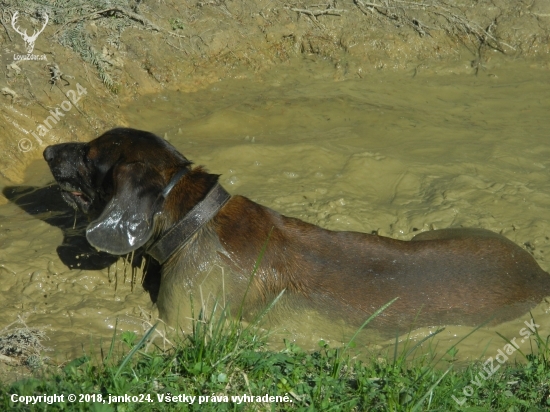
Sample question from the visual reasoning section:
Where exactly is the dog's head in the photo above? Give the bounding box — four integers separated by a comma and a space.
43, 128, 192, 255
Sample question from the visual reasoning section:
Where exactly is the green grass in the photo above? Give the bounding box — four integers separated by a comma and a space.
2, 303, 550, 411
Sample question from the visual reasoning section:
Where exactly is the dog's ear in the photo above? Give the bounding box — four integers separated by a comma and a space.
86, 162, 164, 255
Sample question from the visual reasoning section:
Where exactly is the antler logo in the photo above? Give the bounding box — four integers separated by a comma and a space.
11, 11, 49, 54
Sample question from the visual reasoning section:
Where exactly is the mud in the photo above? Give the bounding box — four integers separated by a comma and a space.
1, 0, 550, 374
1, 0, 550, 179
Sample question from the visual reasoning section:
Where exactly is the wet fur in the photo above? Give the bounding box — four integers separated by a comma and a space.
43, 128, 550, 336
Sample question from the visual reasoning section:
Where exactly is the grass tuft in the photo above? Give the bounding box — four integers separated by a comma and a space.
2, 306, 550, 410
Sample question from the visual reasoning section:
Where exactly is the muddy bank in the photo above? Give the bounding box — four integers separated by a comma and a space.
1, 0, 550, 180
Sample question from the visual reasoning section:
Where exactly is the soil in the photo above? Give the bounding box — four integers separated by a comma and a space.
1, 0, 550, 181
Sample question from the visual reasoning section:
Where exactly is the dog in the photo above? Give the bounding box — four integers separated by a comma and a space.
43, 128, 550, 337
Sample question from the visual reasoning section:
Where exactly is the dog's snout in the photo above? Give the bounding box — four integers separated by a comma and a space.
43, 142, 87, 166
43, 145, 55, 163
43, 142, 89, 182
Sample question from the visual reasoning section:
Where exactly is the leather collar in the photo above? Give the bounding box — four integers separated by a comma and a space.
147, 182, 231, 264
161, 167, 189, 198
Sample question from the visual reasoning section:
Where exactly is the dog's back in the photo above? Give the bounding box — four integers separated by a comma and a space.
161, 194, 550, 332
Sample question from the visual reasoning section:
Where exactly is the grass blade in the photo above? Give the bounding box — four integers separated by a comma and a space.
411, 365, 453, 412
104, 317, 118, 364
115, 323, 158, 378
434, 314, 496, 367
237, 227, 273, 320
405, 327, 445, 359
345, 297, 398, 352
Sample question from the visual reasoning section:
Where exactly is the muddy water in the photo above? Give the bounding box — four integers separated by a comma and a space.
2, 59, 550, 364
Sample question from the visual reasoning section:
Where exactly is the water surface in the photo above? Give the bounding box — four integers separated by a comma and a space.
2, 59, 550, 363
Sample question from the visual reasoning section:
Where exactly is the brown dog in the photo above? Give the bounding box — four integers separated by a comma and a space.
43, 128, 550, 336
